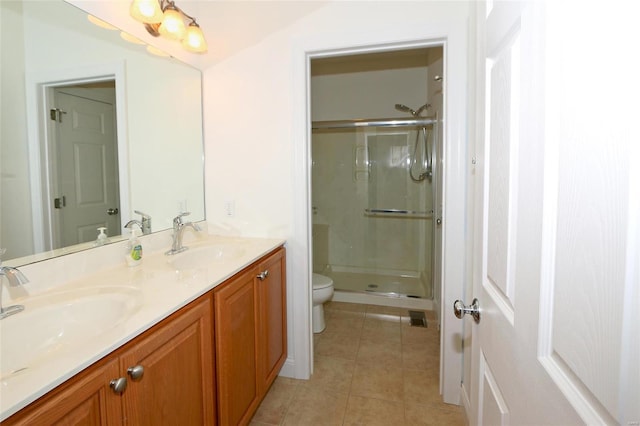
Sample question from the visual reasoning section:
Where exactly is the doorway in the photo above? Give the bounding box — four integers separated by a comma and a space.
47, 80, 121, 249
47, 82, 121, 249
310, 47, 443, 313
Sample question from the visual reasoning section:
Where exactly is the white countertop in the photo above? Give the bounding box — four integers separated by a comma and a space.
0, 233, 284, 421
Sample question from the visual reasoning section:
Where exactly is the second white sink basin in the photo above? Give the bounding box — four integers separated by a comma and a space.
167, 244, 246, 271
0, 286, 142, 381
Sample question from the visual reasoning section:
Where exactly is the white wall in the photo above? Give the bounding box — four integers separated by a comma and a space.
203, 0, 470, 388
1, 1, 33, 259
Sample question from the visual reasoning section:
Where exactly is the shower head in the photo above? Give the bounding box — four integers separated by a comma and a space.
414, 103, 431, 116
395, 104, 416, 116
395, 103, 431, 117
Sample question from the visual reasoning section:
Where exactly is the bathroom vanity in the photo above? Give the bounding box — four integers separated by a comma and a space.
0, 236, 286, 426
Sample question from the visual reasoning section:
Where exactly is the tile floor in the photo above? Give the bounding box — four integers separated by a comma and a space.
250, 301, 467, 425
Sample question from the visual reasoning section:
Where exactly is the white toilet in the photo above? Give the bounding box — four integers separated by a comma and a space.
312, 273, 334, 333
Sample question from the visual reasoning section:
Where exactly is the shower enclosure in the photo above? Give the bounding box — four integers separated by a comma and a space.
311, 114, 437, 308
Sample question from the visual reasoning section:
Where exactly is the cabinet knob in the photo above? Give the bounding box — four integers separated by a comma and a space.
257, 270, 269, 281
127, 365, 145, 381
109, 377, 128, 394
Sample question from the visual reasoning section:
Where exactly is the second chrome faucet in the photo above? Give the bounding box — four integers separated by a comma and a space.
165, 212, 201, 255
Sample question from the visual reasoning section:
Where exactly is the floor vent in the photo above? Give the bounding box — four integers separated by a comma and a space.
408, 310, 427, 327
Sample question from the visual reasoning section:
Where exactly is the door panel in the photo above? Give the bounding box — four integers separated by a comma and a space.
470, 1, 639, 425
55, 89, 120, 247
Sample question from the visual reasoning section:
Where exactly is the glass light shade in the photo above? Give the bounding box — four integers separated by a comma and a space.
182, 24, 208, 53
158, 8, 186, 40
146, 45, 170, 57
121, 32, 146, 45
130, 0, 163, 24
87, 15, 117, 30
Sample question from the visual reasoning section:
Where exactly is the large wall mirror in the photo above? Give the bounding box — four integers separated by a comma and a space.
0, 0, 205, 266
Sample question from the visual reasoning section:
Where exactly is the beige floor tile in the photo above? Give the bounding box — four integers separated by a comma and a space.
324, 310, 365, 338
405, 402, 467, 426
304, 355, 355, 394
364, 311, 402, 325
343, 395, 405, 426
356, 339, 402, 365
361, 321, 402, 344
249, 420, 277, 426
402, 343, 439, 370
403, 368, 441, 405
366, 304, 408, 316
251, 377, 301, 425
255, 302, 466, 426
282, 386, 349, 426
325, 301, 367, 313
401, 321, 438, 346
350, 363, 404, 402
314, 331, 361, 360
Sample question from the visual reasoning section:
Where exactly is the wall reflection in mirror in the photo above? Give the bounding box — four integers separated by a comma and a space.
0, 0, 205, 265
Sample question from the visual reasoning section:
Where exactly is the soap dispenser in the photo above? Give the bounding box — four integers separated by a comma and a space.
124, 223, 143, 267
94, 227, 108, 246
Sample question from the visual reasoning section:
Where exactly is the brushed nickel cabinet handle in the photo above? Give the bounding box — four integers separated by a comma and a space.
110, 377, 127, 394
127, 365, 144, 381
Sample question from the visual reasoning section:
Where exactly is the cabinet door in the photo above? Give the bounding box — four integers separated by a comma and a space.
119, 295, 215, 425
214, 268, 259, 426
256, 247, 287, 393
3, 358, 122, 425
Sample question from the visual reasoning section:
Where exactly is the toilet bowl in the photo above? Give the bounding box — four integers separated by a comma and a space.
312, 273, 334, 333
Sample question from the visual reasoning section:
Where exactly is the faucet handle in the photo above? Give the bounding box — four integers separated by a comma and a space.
173, 212, 191, 225
134, 210, 151, 219
134, 210, 152, 234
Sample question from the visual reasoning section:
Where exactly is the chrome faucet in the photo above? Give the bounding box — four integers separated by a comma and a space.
0, 265, 29, 319
134, 210, 152, 235
165, 212, 201, 255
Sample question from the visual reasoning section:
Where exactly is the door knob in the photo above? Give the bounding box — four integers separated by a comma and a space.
436, 218, 442, 225
453, 298, 480, 323
257, 270, 269, 281
107, 208, 119, 215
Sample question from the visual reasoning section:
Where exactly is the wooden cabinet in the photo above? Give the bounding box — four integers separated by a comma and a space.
2, 357, 122, 425
3, 247, 286, 426
215, 247, 287, 426
256, 248, 287, 393
4, 293, 215, 426
119, 295, 215, 425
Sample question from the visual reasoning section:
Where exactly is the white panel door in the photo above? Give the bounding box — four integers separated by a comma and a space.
54, 89, 120, 247
466, 1, 639, 425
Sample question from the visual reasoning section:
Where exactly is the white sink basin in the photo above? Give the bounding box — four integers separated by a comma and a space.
0, 286, 142, 380
167, 244, 246, 271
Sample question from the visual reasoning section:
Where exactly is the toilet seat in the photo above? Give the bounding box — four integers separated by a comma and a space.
312, 273, 333, 289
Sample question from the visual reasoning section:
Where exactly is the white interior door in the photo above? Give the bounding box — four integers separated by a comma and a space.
466, 1, 639, 424
53, 88, 120, 247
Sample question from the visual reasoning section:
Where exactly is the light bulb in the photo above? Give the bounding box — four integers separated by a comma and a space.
182, 23, 207, 53
130, 0, 163, 24
158, 8, 186, 40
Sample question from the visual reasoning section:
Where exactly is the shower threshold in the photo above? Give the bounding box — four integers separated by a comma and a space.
364, 289, 422, 299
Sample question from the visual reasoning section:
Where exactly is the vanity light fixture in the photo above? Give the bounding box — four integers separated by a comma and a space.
130, 0, 207, 53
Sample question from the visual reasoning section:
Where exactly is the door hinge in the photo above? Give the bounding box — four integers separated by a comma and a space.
49, 108, 67, 123
54, 196, 66, 209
